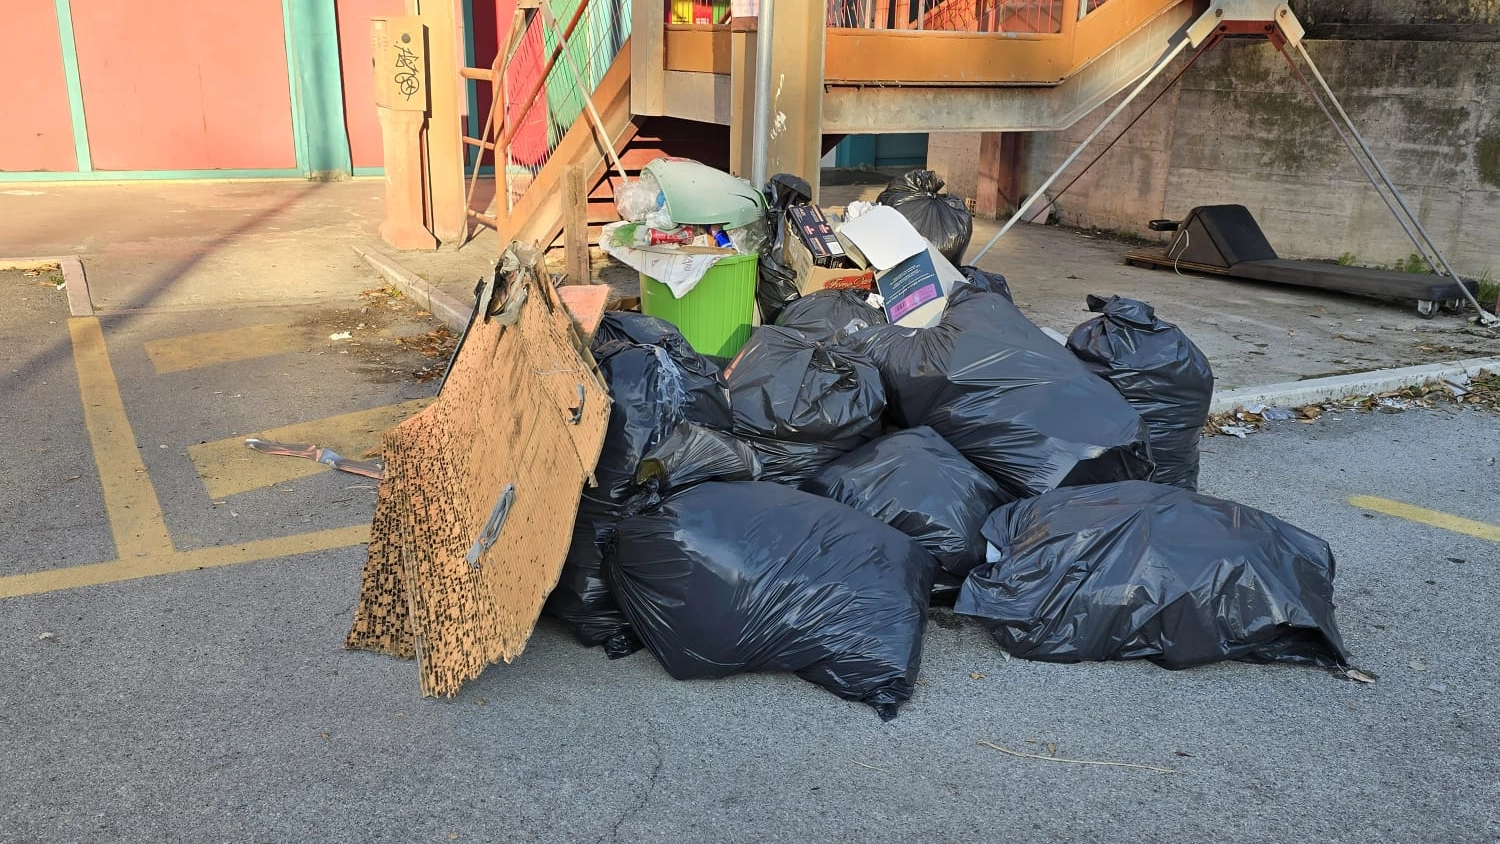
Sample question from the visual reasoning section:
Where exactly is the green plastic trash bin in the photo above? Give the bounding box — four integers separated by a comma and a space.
640, 252, 759, 358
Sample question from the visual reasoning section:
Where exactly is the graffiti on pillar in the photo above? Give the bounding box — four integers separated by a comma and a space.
393, 34, 422, 102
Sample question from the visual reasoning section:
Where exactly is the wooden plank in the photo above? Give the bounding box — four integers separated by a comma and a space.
564, 163, 591, 284
766, 1, 826, 202
1123, 248, 1232, 275
663, 25, 732, 74
1071, 0, 1189, 75
631, 0, 666, 115
824, 29, 1068, 85
417, 0, 467, 245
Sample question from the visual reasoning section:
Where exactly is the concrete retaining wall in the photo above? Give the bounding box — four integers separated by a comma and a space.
1013, 20, 1500, 276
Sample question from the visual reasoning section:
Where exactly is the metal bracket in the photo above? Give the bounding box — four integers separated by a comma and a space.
465, 484, 516, 569
1188, 1, 1303, 48
567, 384, 585, 424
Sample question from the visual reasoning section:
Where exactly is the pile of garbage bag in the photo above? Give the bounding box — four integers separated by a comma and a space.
550, 170, 1352, 718
840, 276, 1154, 498
544, 313, 730, 658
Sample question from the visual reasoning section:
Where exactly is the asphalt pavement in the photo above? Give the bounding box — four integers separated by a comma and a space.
2, 261, 1499, 843
2, 178, 1498, 844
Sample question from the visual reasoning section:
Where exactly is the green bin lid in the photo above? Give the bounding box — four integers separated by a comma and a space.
644, 158, 765, 230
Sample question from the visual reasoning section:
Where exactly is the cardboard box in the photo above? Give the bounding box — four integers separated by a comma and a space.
784, 231, 870, 295
787, 205, 846, 267
875, 250, 947, 326
834, 206, 926, 271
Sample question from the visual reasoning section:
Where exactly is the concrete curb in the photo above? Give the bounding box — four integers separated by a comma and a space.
1208, 357, 1500, 415
1, 255, 93, 316
352, 244, 471, 333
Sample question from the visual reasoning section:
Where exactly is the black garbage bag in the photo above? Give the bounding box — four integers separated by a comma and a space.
956, 480, 1350, 669
606, 482, 936, 720
734, 434, 849, 488
546, 333, 732, 657
774, 289, 888, 344
590, 311, 733, 431
840, 279, 1153, 498
756, 174, 815, 323
1066, 295, 1214, 490
876, 170, 974, 265
634, 422, 763, 496
592, 310, 684, 348
959, 266, 1013, 303
722, 326, 886, 485
805, 426, 1010, 580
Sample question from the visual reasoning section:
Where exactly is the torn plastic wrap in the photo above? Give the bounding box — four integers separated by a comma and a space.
773, 289, 889, 345
545, 316, 733, 657
805, 427, 1010, 583
756, 174, 815, 323
840, 280, 1153, 499
956, 480, 1350, 669
723, 326, 886, 485
875, 170, 974, 265
589, 311, 734, 430
1066, 295, 1214, 490
606, 482, 936, 720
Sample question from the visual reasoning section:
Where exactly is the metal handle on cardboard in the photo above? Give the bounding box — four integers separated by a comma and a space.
466, 484, 516, 568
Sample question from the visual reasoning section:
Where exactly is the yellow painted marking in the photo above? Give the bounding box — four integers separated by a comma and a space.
144, 322, 314, 374
188, 399, 429, 499
1349, 496, 1500, 544
70, 317, 174, 558
0, 525, 370, 599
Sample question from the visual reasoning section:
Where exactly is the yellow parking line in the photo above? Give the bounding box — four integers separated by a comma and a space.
0, 317, 380, 601
70, 317, 174, 558
1348, 495, 1500, 543
0, 525, 370, 599
144, 322, 314, 374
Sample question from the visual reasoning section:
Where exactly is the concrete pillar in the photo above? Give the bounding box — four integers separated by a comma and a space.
416, 0, 468, 246
378, 106, 439, 250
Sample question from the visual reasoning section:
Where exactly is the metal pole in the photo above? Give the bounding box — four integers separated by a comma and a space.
1295, 41, 1494, 323
971, 35, 1191, 263
750, 0, 776, 188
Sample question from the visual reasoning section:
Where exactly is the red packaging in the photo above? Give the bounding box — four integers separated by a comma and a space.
649, 227, 697, 245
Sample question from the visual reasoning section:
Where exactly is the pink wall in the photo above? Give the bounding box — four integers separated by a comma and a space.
6, 0, 76, 172
337, 0, 407, 169
69, 0, 296, 171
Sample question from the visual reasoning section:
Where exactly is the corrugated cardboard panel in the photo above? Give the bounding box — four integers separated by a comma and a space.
346, 274, 609, 696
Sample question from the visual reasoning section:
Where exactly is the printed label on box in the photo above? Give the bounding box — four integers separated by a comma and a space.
877, 250, 945, 324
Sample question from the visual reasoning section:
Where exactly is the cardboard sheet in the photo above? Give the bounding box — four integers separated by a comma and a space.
345, 271, 610, 697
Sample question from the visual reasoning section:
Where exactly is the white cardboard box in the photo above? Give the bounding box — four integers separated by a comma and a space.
836, 206, 964, 328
